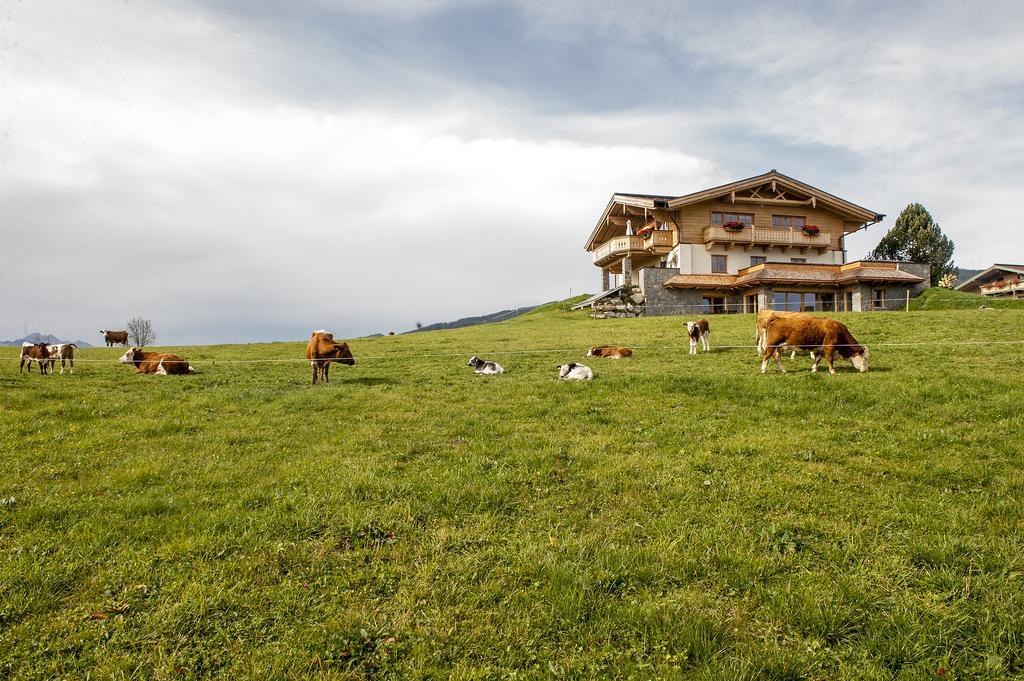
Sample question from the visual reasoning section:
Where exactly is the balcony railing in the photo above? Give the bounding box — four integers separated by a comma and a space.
703, 225, 831, 250
642, 229, 676, 250
592, 235, 646, 265
980, 280, 1024, 295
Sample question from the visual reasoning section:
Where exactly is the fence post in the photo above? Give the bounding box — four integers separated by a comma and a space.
905, 289, 910, 312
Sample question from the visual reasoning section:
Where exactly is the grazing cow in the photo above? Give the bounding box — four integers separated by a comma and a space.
755, 310, 821, 356
19, 342, 51, 374
305, 330, 355, 385
686, 319, 711, 354
119, 348, 194, 375
101, 329, 129, 347
587, 346, 633, 359
467, 356, 504, 374
557, 363, 593, 380
46, 343, 78, 375
761, 317, 869, 374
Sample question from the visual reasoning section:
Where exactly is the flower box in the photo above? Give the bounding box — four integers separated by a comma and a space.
801, 225, 821, 236
723, 220, 747, 232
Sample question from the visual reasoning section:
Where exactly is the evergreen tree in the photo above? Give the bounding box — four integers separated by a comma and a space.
867, 203, 956, 285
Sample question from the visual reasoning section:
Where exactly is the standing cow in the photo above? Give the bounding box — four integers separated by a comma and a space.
761, 317, 869, 374
306, 330, 355, 385
46, 343, 78, 375
20, 343, 51, 374
101, 329, 129, 347
755, 310, 818, 356
686, 319, 711, 354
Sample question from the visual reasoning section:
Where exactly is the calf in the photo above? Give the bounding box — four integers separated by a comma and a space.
557, 363, 593, 380
467, 356, 504, 374
587, 346, 633, 359
686, 319, 711, 354
19, 342, 51, 374
46, 343, 78, 375
306, 330, 355, 385
761, 317, 869, 375
101, 329, 129, 347
119, 348, 194, 375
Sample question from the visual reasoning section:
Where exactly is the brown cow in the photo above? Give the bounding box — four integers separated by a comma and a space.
305, 330, 355, 385
755, 310, 820, 356
101, 329, 129, 347
761, 317, 869, 374
586, 346, 633, 359
19, 342, 51, 374
46, 343, 78, 375
119, 348, 194, 375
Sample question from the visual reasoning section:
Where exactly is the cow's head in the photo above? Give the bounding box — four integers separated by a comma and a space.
557, 363, 577, 378
334, 342, 355, 366
850, 346, 870, 372
119, 348, 142, 365
586, 347, 597, 357
686, 321, 696, 333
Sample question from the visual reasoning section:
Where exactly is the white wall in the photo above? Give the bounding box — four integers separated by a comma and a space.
670, 244, 843, 274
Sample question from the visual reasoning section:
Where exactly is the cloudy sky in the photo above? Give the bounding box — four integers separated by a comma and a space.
2, 1, 1021, 344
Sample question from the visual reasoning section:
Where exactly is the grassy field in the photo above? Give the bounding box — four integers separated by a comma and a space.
2, 299, 1024, 679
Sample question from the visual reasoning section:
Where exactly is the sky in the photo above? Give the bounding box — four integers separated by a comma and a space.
2, 0, 1022, 344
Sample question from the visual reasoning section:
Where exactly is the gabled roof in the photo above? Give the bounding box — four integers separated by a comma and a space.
955, 264, 1024, 291
585, 170, 884, 251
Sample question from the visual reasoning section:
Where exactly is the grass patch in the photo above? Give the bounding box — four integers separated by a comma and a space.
2, 305, 1023, 677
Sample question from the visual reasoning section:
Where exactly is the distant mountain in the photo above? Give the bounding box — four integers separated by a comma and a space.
409, 305, 540, 334
955, 268, 984, 285
0, 333, 93, 347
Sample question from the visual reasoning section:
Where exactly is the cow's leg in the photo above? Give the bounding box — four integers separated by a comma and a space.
323, 362, 330, 383
19, 358, 25, 373
825, 347, 836, 374
702, 332, 711, 352
773, 348, 786, 373
311, 361, 318, 385
811, 351, 821, 373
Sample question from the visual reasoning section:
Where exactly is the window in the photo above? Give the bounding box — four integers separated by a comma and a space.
773, 291, 830, 312
873, 289, 885, 309
711, 212, 753, 225
750, 256, 767, 266
702, 296, 726, 315
772, 215, 806, 229
744, 294, 759, 313
711, 254, 728, 273
790, 258, 807, 264
844, 291, 854, 311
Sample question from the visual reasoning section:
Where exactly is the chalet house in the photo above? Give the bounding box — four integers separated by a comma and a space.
584, 170, 929, 314
955, 264, 1024, 299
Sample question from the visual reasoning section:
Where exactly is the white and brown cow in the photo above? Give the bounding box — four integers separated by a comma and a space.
755, 310, 818, 356
586, 346, 633, 359
46, 343, 78, 375
686, 319, 710, 354
101, 329, 129, 347
19, 342, 51, 374
306, 330, 355, 385
761, 316, 869, 374
119, 348, 194, 375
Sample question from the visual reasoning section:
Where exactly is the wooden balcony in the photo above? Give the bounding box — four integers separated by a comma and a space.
980, 280, 1024, 296
591, 230, 677, 267
703, 225, 831, 253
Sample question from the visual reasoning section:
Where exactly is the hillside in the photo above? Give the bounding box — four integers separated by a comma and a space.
408, 304, 542, 334
2, 304, 1023, 677
0, 332, 93, 347
909, 286, 1024, 310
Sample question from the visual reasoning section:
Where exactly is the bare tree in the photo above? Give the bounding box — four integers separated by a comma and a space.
126, 317, 157, 347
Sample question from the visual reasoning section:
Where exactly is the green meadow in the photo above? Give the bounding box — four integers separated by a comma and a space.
2, 292, 1023, 679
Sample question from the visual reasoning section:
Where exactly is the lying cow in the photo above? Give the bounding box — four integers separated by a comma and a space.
306, 330, 355, 385
19, 342, 51, 374
761, 317, 869, 374
557, 363, 593, 380
119, 347, 194, 375
101, 329, 129, 347
467, 356, 504, 374
686, 319, 711, 354
46, 343, 78, 375
587, 346, 633, 359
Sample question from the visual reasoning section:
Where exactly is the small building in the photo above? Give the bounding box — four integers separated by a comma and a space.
583, 169, 929, 314
955, 264, 1024, 299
